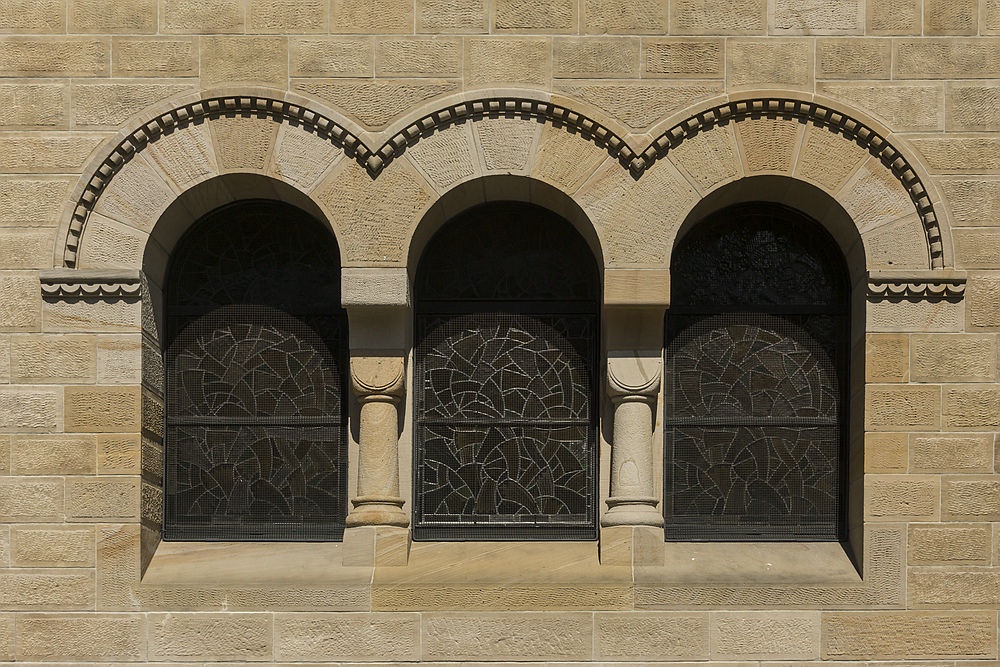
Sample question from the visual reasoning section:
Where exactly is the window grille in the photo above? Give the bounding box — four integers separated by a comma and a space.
164, 200, 348, 541
665, 203, 850, 541
414, 202, 600, 540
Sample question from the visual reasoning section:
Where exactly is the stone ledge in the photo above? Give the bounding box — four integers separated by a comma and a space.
40, 268, 141, 299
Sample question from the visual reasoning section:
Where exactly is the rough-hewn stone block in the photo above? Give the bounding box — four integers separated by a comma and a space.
554, 82, 723, 131
867, 0, 919, 34
69, 0, 156, 33
270, 124, 345, 191
944, 384, 1000, 428
908, 523, 992, 565
866, 333, 909, 383
987, 0, 1000, 33
735, 117, 801, 174
64, 385, 140, 433
0, 133, 106, 174
0, 0, 64, 32
794, 122, 867, 192
248, 0, 327, 32
896, 39, 1000, 79
417, 0, 487, 32
161, 0, 244, 33
422, 612, 592, 661
274, 613, 420, 661
148, 613, 272, 661
671, 0, 765, 34
495, 0, 576, 32
946, 83, 1000, 131
865, 432, 908, 472
113, 37, 199, 77
967, 275, 1000, 330
0, 386, 60, 432
727, 38, 812, 89
0, 37, 108, 76
16, 613, 145, 661
822, 612, 997, 659
770, 0, 862, 34
910, 334, 996, 382
0, 334, 8, 384
293, 79, 459, 130
210, 115, 278, 172
712, 612, 820, 659
0, 613, 10, 661
406, 123, 478, 190
0, 84, 67, 129
142, 120, 217, 191
11, 334, 96, 383
643, 38, 723, 78
667, 122, 742, 193
0, 477, 62, 521
941, 178, 1000, 226
817, 83, 943, 132
911, 433, 995, 473
77, 213, 148, 268
474, 116, 539, 173
595, 612, 709, 660
466, 37, 550, 88
911, 136, 1000, 173
201, 36, 288, 87
99, 434, 140, 474
924, 0, 978, 35
0, 177, 71, 224
292, 37, 373, 77
866, 475, 940, 520
11, 525, 95, 567
73, 82, 192, 129
943, 476, 1000, 519
866, 385, 941, 430
554, 37, 639, 78
0, 228, 56, 268
331, 0, 413, 33
0, 570, 94, 609
376, 37, 460, 78
909, 568, 1000, 606
11, 434, 96, 475
66, 476, 140, 520
816, 38, 891, 79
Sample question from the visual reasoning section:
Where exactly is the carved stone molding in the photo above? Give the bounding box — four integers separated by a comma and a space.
867, 270, 967, 300
40, 269, 141, 299
63, 94, 946, 273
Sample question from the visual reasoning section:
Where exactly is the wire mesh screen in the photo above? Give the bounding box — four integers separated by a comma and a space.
665, 203, 850, 541
164, 200, 348, 541
414, 202, 600, 540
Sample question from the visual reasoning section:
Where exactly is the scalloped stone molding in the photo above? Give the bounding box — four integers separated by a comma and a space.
40, 268, 142, 299
62, 94, 946, 270
867, 270, 967, 300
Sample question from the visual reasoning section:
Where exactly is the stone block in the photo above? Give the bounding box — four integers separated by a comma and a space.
864, 216, 935, 269
817, 83, 943, 132
0, 133, 106, 175
210, 115, 278, 172
987, 0, 1000, 33
331, 0, 413, 33
595, 612, 709, 660
909, 568, 1000, 606
0, 228, 57, 268
911, 432, 994, 473
941, 178, 1000, 226
94, 158, 174, 234
865, 333, 909, 383
406, 123, 477, 191
97, 334, 141, 384
671, 0, 765, 34
0, 613, 10, 660
201, 36, 288, 87
924, 0, 978, 34
495, 0, 576, 31
64, 385, 140, 433
668, 121, 742, 193
0, 477, 62, 521
161, 0, 244, 33
770, 0, 862, 34
734, 117, 802, 174
113, 37, 199, 77
417, 0, 487, 32
794, 122, 867, 192
727, 38, 812, 89
0, 37, 108, 77
422, 612, 592, 661
466, 37, 550, 88
292, 37, 374, 77
66, 476, 140, 520
0, 83, 67, 129
946, 83, 1000, 131
865, 432, 908, 472
911, 136, 1000, 173
867, 0, 919, 33
822, 611, 997, 659
143, 120, 217, 191
43, 298, 141, 333
69, 0, 156, 32
101, 433, 137, 473
294, 79, 459, 130
11, 434, 96, 475
0, 0, 64, 32
554, 37, 640, 78
911, 334, 996, 382
10, 525, 96, 567
908, 523, 992, 565
554, 81, 723, 131
943, 476, 1000, 520
248, 0, 327, 32
0, 569, 94, 609
11, 333, 96, 383
78, 213, 148, 268
0, 177, 72, 224
816, 38, 891, 79
376, 37, 461, 78
73, 82, 192, 129
148, 612, 272, 661
866, 384, 940, 430
274, 613, 420, 661
270, 124, 345, 191
643, 38, 724, 78
0, 334, 7, 383
474, 116, 540, 173
16, 613, 145, 661
866, 475, 940, 520
0, 386, 61, 432
530, 122, 608, 194
967, 274, 1000, 330
712, 612, 820, 660
895, 39, 1000, 79
944, 384, 1000, 428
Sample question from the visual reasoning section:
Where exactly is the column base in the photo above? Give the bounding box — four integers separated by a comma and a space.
346, 495, 409, 528
599, 525, 665, 566
601, 496, 664, 527
342, 525, 410, 567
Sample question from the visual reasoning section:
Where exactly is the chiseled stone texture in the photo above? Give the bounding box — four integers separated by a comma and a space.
583, 0, 668, 33
113, 37, 199, 77
908, 523, 993, 565
148, 612, 273, 661
210, 115, 278, 172
944, 178, 1000, 226
735, 117, 801, 174
0, 477, 62, 521
201, 36, 288, 88
294, 79, 459, 130
16, 613, 145, 661
817, 83, 943, 132
728, 39, 813, 89
822, 611, 997, 659
643, 38, 724, 78
0, 0, 65, 32
11, 525, 95, 567
816, 38, 891, 79
911, 334, 997, 382
466, 37, 550, 88
418, 0, 487, 32
495, 0, 576, 32
64, 385, 140, 433
0, 228, 57, 268
943, 384, 1000, 428
0, 177, 72, 223
274, 613, 420, 661
0, 133, 107, 174
671, 0, 765, 34
377, 37, 461, 78
100, 434, 140, 474
943, 476, 1000, 520
161, 0, 244, 33
66, 476, 140, 520
925, 0, 978, 34
594, 612, 709, 660
11, 333, 96, 383
867, 0, 920, 34
911, 433, 995, 473
69, 0, 157, 33
406, 123, 478, 190
11, 434, 96, 475
865, 432, 908, 472
865, 334, 909, 383
0, 613, 10, 661
896, 39, 1000, 79
248, 0, 327, 32
866, 475, 940, 520
712, 612, 820, 660
967, 275, 1000, 330
73, 82, 193, 129
474, 116, 539, 173
554, 38, 640, 78
866, 384, 941, 430
0, 569, 94, 609
292, 36, 373, 77
554, 82, 723, 131
422, 612, 592, 661
331, 0, 413, 33
0, 37, 108, 77
771, 0, 861, 34
909, 568, 1000, 606
0, 386, 61, 432
0, 83, 67, 129
946, 83, 1000, 131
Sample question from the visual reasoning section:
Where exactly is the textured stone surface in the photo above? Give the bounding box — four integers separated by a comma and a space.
944, 385, 1000, 428
941, 178, 1000, 226
909, 568, 1000, 606
407, 123, 478, 190
712, 612, 820, 659
0, 83, 67, 129
0, 386, 61, 432
0, 228, 57, 269
866, 385, 940, 430
11, 434, 96, 474
43, 298, 141, 333
0, 570, 94, 609
475, 116, 540, 172
967, 275, 1000, 330
911, 433, 995, 473
0, 272, 40, 331
70, 0, 156, 32
554, 38, 640, 78
93, 156, 174, 233
291, 36, 373, 77
466, 38, 550, 88
16, 614, 144, 661
668, 122, 742, 193
671, 0, 765, 33
97, 334, 142, 384
840, 157, 919, 234
909, 523, 993, 564
331, 0, 413, 33
11, 525, 95, 566
294, 80, 459, 129
771, 0, 861, 34
201, 36, 287, 87
911, 136, 1000, 173
530, 123, 608, 193
816, 38, 891, 78
867, 0, 919, 34
143, 120, 218, 190
78, 213, 148, 268
64, 385, 140, 433
865, 334, 908, 383
422, 612, 592, 660
0, 613, 10, 661
554, 82, 723, 131
794, 123, 867, 192
113, 37, 199, 76
925, 0, 978, 34
910, 334, 996, 382
417, 0, 487, 32
161, 0, 244, 32
11, 334, 96, 383
865, 432, 908, 472
594, 612, 708, 660
270, 123, 345, 191
817, 83, 943, 132
149, 613, 273, 661
66, 477, 140, 520
896, 39, 1000, 79
210, 115, 278, 172
943, 476, 1000, 519
0, 37, 108, 76
866, 475, 940, 520
495, 0, 576, 31
949, 83, 1000, 132
735, 117, 801, 174
73, 82, 192, 128
0, 177, 71, 224
248, 0, 326, 32
0, 133, 107, 174
727, 39, 812, 89
643, 38, 724, 78
0, 477, 62, 521
864, 216, 935, 269
376, 37, 460, 77
274, 613, 420, 661
822, 612, 997, 659
0, 0, 64, 32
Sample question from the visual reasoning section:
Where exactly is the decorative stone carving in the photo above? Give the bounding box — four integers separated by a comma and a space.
867, 270, 967, 300
40, 269, 141, 299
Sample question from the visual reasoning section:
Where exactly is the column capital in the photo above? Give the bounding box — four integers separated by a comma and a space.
607, 352, 661, 400
351, 353, 405, 400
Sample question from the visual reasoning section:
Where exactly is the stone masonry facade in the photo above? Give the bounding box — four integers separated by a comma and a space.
1, 0, 1000, 664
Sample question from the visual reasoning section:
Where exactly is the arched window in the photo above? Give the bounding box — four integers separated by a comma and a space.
665, 203, 850, 541
164, 200, 348, 541
414, 201, 600, 540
